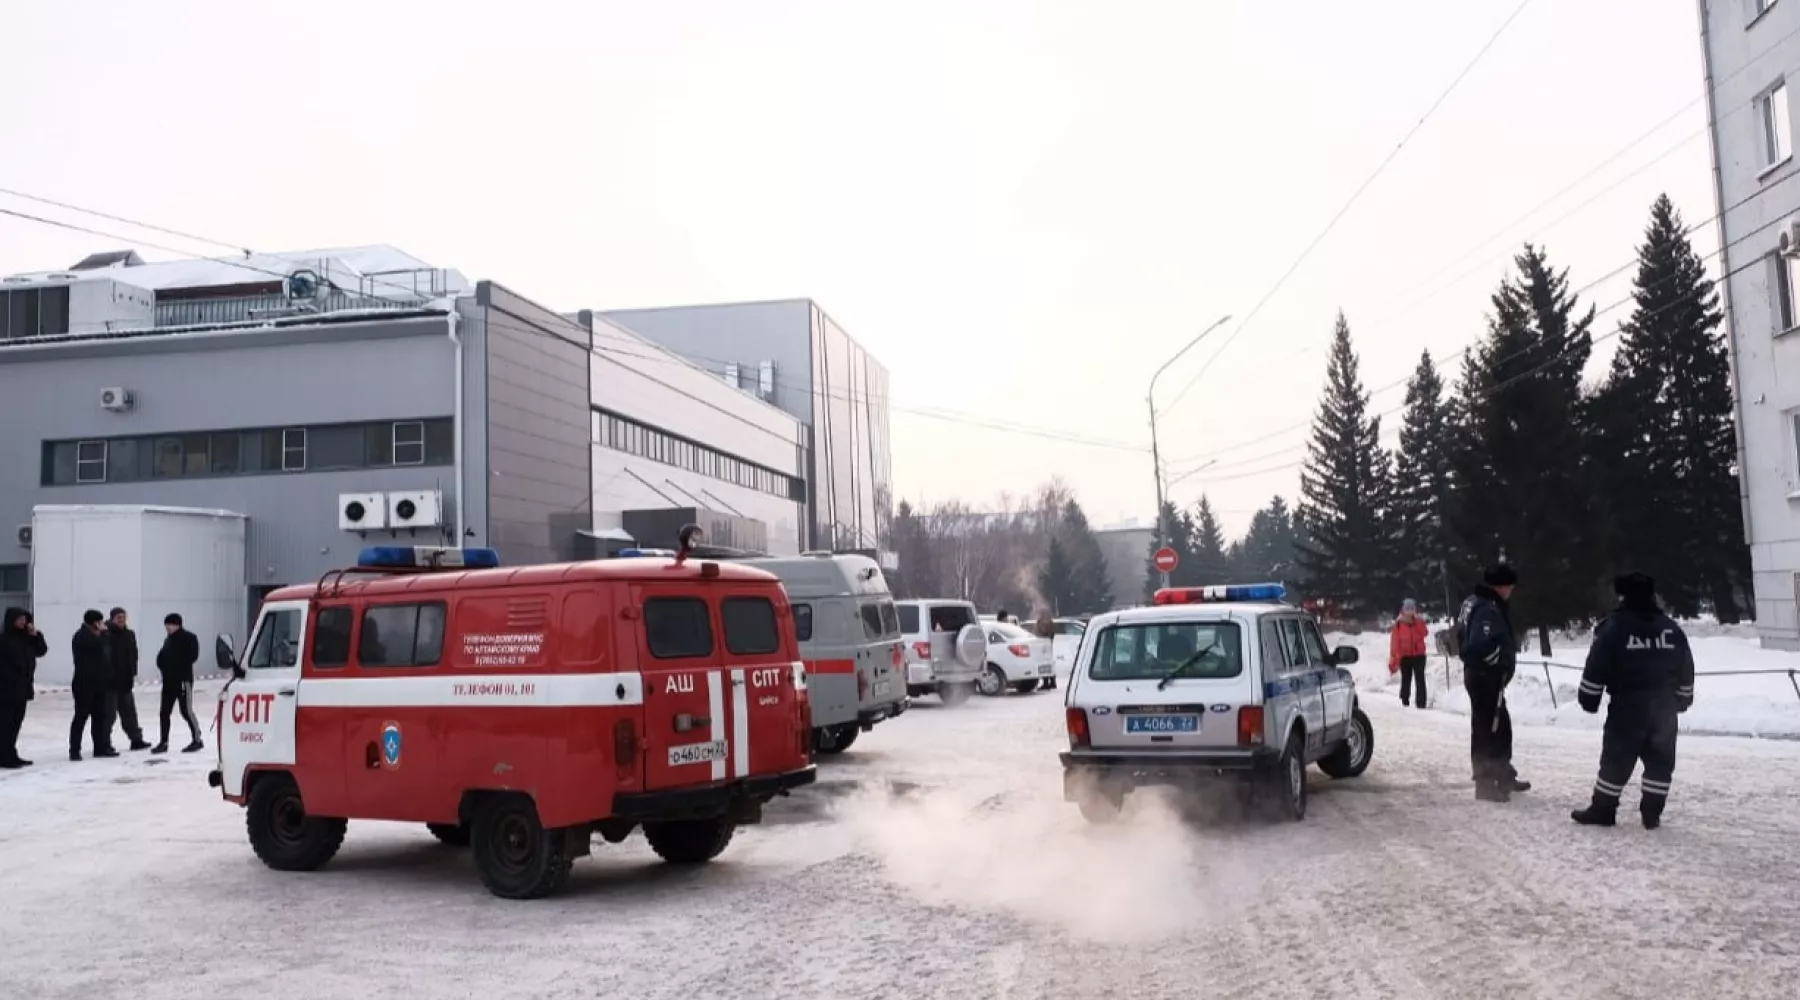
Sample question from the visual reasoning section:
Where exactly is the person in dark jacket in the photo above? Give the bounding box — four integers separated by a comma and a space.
1457, 565, 1530, 802
1571, 573, 1695, 830
2, 607, 48, 768
153, 613, 204, 754
106, 607, 151, 751
70, 609, 118, 760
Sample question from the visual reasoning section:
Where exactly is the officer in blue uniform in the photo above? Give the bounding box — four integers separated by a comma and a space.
1571, 572, 1695, 830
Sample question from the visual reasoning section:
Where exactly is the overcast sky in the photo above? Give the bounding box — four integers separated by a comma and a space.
0, 1, 1715, 537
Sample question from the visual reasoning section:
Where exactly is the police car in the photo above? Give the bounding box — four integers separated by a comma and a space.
1060, 584, 1373, 823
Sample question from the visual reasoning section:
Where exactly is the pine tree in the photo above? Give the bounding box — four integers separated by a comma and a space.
1053, 499, 1114, 613
1039, 535, 1079, 616
1593, 195, 1751, 620
1446, 244, 1603, 641
1235, 496, 1299, 584
1390, 351, 1454, 613
1297, 313, 1393, 620
1191, 496, 1231, 585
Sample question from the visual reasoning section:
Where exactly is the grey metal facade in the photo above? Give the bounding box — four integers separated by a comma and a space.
603, 299, 894, 553
1700, 0, 1800, 647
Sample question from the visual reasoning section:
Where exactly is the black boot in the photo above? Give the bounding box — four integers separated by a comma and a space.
1510, 777, 1532, 793
1641, 793, 1666, 830
1571, 798, 1618, 826
1475, 779, 1511, 802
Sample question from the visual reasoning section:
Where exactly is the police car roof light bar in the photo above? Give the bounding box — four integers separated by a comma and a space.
356, 546, 502, 571
1153, 582, 1287, 605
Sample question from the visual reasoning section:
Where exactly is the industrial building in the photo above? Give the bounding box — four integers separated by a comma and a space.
1699, 0, 1800, 647
0, 246, 858, 681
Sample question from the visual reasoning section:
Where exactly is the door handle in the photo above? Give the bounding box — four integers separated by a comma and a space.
277, 688, 296, 697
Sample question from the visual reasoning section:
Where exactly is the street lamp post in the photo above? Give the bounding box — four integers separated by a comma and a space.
1147, 314, 1232, 589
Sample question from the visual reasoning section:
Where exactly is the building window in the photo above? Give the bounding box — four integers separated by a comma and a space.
1753, 0, 1779, 22
75, 440, 107, 483
282, 428, 307, 471
1763, 81, 1792, 166
153, 437, 183, 478
0, 564, 28, 592
393, 422, 425, 466
1777, 252, 1800, 330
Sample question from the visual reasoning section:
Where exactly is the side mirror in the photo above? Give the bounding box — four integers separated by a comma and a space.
1333, 645, 1360, 665
216, 634, 243, 678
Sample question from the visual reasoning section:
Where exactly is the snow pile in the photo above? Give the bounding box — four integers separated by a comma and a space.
1332, 626, 1800, 739
834, 784, 1274, 944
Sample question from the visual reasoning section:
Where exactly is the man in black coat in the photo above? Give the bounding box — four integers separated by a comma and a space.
1571, 572, 1695, 830
1457, 564, 1531, 802
153, 613, 204, 754
106, 607, 152, 752
1, 607, 48, 768
70, 609, 119, 760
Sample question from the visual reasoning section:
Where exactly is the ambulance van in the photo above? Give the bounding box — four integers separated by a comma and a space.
207, 540, 816, 900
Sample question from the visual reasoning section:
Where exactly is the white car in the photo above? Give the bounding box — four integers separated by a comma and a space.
1045, 617, 1087, 673
895, 599, 987, 705
977, 622, 1056, 696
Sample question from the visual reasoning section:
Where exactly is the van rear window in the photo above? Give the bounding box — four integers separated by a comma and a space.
792, 603, 814, 642
897, 604, 920, 634
860, 599, 900, 640
722, 597, 781, 655
644, 598, 713, 659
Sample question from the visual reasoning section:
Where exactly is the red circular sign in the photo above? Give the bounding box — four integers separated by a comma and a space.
1153, 547, 1179, 573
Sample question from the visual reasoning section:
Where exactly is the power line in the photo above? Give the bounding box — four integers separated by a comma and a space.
0, 186, 252, 257
1158, 0, 1534, 418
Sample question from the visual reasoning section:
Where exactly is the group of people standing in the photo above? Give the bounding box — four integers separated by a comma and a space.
0, 606, 206, 769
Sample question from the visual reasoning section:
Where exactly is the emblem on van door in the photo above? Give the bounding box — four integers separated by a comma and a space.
1091, 706, 1113, 716
380, 722, 403, 769
1209, 704, 1231, 713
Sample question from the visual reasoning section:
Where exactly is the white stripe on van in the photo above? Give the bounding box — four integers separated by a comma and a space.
296, 673, 646, 709
707, 671, 727, 782
731, 668, 750, 778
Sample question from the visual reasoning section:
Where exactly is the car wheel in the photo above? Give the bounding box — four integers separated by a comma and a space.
644, 818, 736, 864
246, 774, 347, 872
814, 724, 860, 754
1274, 732, 1308, 821
977, 665, 1007, 697
1011, 679, 1041, 693
1317, 708, 1374, 779
938, 681, 975, 707
427, 822, 471, 847
471, 795, 572, 900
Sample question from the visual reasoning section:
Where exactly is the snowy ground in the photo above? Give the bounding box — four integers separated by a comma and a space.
4, 676, 1800, 1000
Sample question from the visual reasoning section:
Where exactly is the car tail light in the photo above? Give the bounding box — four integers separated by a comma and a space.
1237, 706, 1264, 748
613, 719, 638, 777
1065, 707, 1091, 749
911, 641, 931, 660
1007, 643, 1030, 658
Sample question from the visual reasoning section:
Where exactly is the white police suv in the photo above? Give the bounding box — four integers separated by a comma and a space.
1060, 584, 1374, 823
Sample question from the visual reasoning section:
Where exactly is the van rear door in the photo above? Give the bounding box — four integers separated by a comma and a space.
634, 587, 730, 789
718, 591, 810, 778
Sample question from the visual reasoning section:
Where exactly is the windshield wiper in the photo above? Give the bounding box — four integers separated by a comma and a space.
1156, 641, 1220, 690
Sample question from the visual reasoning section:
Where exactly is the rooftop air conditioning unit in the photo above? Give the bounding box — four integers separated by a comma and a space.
387, 490, 443, 530
338, 492, 387, 532
16, 525, 31, 548
99, 387, 134, 412
1781, 216, 1800, 257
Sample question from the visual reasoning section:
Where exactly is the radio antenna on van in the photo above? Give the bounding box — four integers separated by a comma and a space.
675, 524, 704, 566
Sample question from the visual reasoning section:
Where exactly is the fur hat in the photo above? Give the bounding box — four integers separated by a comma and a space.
1614, 572, 1656, 603
1482, 564, 1519, 588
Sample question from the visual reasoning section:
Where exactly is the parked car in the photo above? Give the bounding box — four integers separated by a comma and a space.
894, 599, 986, 705
978, 622, 1055, 695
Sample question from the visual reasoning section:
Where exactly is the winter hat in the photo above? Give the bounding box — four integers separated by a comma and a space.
1401, 598, 1418, 612
1614, 572, 1656, 603
109, 607, 126, 619
1482, 564, 1519, 588
83, 609, 104, 626
164, 613, 183, 627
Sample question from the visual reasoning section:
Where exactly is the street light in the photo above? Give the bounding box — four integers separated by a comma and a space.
1147, 314, 1232, 588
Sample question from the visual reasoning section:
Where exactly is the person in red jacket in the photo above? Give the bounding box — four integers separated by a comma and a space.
1390, 599, 1431, 709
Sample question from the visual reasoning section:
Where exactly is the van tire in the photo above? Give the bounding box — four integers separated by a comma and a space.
426, 822, 471, 847
1317, 708, 1374, 779
814, 724, 859, 754
977, 665, 1008, 697
471, 795, 572, 900
644, 818, 736, 865
246, 774, 346, 872
938, 681, 975, 706
1274, 731, 1308, 821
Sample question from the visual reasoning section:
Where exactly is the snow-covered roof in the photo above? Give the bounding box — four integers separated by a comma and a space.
2, 244, 470, 300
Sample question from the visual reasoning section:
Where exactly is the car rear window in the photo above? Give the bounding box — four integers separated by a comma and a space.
645, 598, 714, 659
897, 604, 920, 634
1088, 622, 1242, 681
722, 597, 781, 656
928, 604, 976, 634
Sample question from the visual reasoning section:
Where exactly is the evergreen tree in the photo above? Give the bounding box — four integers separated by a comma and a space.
1144, 500, 1197, 599
1296, 312, 1394, 620
1390, 351, 1454, 613
1592, 195, 1751, 620
1445, 244, 1603, 641
1039, 535, 1079, 616
1235, 495, 1299, 583
1190, 496, 1231, 585
1053, 499, 1114, 613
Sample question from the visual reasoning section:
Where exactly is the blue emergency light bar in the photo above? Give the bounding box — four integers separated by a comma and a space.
614, 547, 677, 558
357, 546, 501, 570
1153, 582, 1287, 605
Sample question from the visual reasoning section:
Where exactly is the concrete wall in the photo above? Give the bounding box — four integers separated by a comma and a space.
603, 299, 816, 423
1702, 0, 1800, 647
1095, 526, 1154, 609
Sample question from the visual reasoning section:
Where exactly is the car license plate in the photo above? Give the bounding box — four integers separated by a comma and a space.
668, 740, 727, 766
1125, 715, 1199, 734
873, 681, 892, 698
1038, 665, 1053, 675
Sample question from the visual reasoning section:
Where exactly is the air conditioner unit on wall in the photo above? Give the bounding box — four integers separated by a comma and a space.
99, 387, 134, 412
16, 525, 30, 548
1781, 217, 1800, 256
387, 490, 443, 530
338, 493, 387, 532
